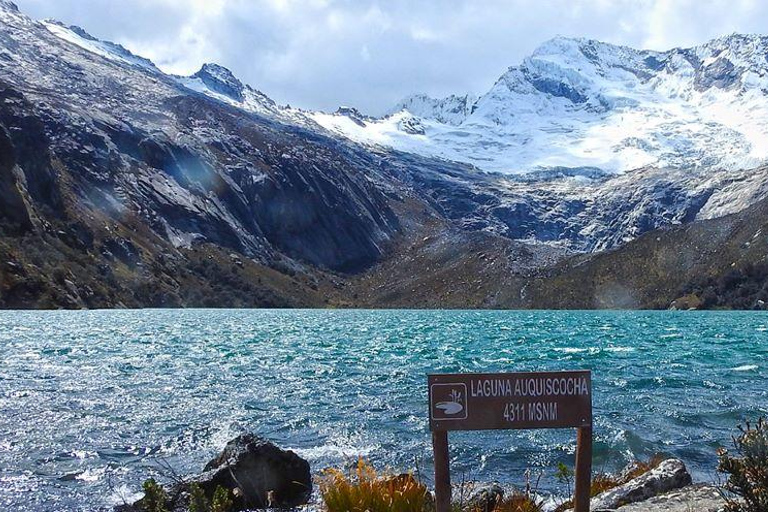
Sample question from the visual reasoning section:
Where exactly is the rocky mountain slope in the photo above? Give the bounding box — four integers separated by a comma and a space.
347, 187, 768, 310
1, 0, 767, 309
0, 0, 404, 307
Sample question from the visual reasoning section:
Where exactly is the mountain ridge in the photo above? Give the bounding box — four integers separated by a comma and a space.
0, 1, 767, 309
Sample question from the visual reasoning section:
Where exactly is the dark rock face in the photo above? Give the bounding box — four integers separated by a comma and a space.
196, 434, 312, 509
695, 57, 740, 91
193, 63, 246, 102
0, 81, 63, 226
0, 124, 31, 233
528, 75, 588, 104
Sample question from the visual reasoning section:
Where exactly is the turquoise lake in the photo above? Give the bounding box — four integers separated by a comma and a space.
0, 310, 767, 511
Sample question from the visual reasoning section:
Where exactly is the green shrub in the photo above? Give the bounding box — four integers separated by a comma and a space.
718, 417, 768, 512
210, 486, 233, 512
491, 491, 543, 512
141, 479, 168, 512
185, 483, 233, 512
187, 483, 209, 512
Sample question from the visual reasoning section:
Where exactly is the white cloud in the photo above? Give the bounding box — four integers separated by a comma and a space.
13, 0, 768, 115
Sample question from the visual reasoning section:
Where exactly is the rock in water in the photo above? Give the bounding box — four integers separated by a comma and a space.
196, 434, 312, 509
591, 458, 692, 510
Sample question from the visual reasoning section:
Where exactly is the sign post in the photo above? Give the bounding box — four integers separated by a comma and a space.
428, 371, 592, 512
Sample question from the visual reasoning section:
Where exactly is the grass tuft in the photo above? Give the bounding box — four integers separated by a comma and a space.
319, 459, 432, 512
490, 491, 543, 512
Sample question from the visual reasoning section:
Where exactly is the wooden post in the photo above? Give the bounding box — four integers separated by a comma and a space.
432, 430, 451, 512
574, 425, 593, 512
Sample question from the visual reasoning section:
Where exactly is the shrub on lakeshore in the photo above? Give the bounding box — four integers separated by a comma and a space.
141, 478, 168, 512
319, 459, 432, 512
139, 479, 234, 512
490, 490, 543, 512
718, 417, 768, 512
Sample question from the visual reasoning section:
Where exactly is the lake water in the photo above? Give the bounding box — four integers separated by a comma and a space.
0, 310, 766, 511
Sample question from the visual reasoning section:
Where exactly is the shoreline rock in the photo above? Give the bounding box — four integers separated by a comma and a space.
590, 458, 693, 510
612, 484, 724, 512
116, 434, 312, 511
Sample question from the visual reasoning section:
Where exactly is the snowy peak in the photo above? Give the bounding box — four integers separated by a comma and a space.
391, 93, 477, 125
192, 63, 246, 102
334, 106, 373, 127
691, 33, 768, 91
316, 33, 768, 175
41, 19, 159, 71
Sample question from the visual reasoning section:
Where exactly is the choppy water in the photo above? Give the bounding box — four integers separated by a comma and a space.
0, 310, 767, 511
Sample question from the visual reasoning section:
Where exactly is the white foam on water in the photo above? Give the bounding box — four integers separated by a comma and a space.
731, 364, 758, 372
75, 466, 106, 483
557, 347, 588, 353
104, 484, 144, 507
291, 442, 379, 461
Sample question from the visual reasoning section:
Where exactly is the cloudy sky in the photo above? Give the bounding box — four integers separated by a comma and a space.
13, 0, 768, 114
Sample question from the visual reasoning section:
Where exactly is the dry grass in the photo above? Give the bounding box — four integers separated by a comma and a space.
319, 459, 432, 512
490, 492, 543, 512
319, 456, 671, 512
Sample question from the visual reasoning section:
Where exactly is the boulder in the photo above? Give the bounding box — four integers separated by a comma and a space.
590, 458, 692, 510
468, 483, 504, 512
194, 434, 312, 509
115, 434, 311, 511
612, 484, 725, 512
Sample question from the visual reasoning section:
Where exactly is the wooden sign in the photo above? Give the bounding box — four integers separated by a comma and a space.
428, 371, 593, 512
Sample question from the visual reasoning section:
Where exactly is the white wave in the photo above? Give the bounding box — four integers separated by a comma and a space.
732, 364, 758, 372
291, 442, 379, 461
557, 347, 588, 353
75, 466, 105, 483
104, 484, 144, 507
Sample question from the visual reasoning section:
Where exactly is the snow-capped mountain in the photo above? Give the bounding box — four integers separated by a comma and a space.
315, 35, 768, 174
3, 0, 768, 311
35, 17, 312, 126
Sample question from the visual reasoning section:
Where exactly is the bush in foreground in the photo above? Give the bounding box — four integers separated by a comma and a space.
320, 459, 545, 512
319, 459, 432, 512
718, 417, 768, 512
137, 479, 234, 512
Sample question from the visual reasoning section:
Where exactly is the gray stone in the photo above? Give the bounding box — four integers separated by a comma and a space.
613, 484, 725, 512
590, 458, 693, 510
